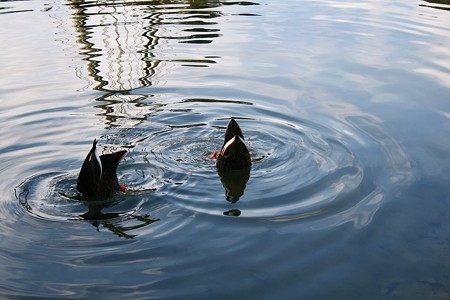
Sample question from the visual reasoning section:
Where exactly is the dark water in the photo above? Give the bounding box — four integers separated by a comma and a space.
1, 0, 450, 298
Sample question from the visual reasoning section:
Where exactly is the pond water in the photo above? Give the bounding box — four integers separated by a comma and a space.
1, 0, 450, 298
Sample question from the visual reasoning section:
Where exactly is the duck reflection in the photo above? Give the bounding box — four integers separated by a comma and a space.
217, 168, 251, 217
80, 199, 160, 239
16, 184, 159, 239
218, 168, 251, 204
219, 168, 251, 217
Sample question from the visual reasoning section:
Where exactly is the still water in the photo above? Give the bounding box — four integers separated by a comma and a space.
1, 0, 450, 298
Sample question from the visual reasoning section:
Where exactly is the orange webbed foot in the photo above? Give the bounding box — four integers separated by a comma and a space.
206, 150, 219, 160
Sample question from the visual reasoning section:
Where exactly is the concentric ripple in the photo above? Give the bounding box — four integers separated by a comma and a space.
15, 99, 412, 231
119, 102, 413, 228
152, 116, 365, 222
14, 166, 182, 238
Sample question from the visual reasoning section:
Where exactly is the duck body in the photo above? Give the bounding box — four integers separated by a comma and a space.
77, 139, 127, 198
216, 118, 252, 170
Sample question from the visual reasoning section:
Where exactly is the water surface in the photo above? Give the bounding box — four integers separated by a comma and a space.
1, 0, 450, 298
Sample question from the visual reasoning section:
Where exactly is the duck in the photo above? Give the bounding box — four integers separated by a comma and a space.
214, 118, 252, 170
77, 139, 127, 198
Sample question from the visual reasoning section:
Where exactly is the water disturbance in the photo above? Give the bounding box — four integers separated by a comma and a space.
1, 0, 450, 298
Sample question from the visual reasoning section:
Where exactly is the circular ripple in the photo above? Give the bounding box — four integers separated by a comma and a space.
152, 118, 363, 219
16, 172, 86, 222
131, 105, 412, 227
14, 168, 185, 238
16, 104, 412, 229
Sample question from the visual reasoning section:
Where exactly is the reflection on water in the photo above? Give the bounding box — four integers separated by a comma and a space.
219, 168, 250, 217
420, 0, 450, 11
65, 0, 259, 133
218, 167, 251, 203
79, 201, 160, 239
1, 0, 450, 298
15, 172, 160, 239
68, 0, 257, 91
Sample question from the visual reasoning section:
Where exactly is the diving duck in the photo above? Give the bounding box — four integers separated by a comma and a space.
214, 118, 252, 170
77, 139, 127, 198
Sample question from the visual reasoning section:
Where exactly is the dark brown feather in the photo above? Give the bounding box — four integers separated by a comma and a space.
77, 139, 127, 198
216, 119, 252, 170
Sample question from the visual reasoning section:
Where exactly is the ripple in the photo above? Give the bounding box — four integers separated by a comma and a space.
14, 97, 412, 232
162, 117, 363, 221
120, 102, 412, 228
14, 169, 181, 239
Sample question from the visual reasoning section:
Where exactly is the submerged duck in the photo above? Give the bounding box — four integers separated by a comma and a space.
214, 118, 252, 170
77, 139, 127, 198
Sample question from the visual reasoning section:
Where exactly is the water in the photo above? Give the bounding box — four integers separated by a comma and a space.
1, 0, 450, 298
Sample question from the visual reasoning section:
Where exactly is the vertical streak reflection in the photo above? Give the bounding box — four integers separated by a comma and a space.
68, 0, 165, 91
67, 0, 252, 92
